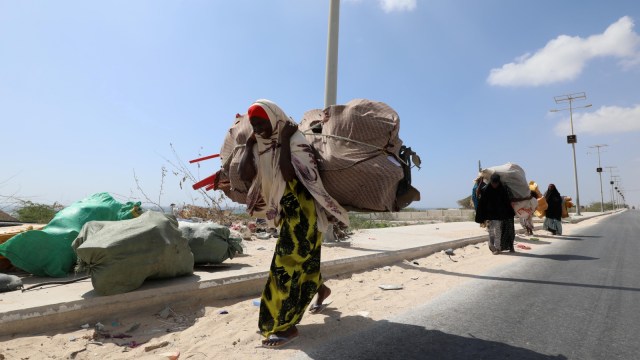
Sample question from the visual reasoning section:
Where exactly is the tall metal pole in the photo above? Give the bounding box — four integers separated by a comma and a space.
613, 177, 622, 210
324, 0, 340, 108
611, 181, 616, 210
605, 166, 616, 211
568, 100, 581, 215
589, 144, 608, 212
551, 92, 591, 216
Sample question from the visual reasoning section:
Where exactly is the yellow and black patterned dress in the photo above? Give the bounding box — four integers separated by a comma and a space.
258, 179, 323, 336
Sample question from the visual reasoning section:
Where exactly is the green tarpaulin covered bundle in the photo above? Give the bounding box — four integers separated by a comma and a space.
179, 222, 243, 264
72, 211, 194, 296
0, 192, 140, 277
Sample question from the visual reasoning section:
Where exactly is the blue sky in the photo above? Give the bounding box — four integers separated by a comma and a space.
2, 0, 640, 211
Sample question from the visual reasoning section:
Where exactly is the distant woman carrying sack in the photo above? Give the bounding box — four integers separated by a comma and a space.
238, 99, 349, 348
475, 174, 516, 254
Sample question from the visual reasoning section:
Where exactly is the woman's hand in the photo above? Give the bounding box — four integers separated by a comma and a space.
279, 123, 297, 182
279, 122, 298, 142
238, 134, 257, 182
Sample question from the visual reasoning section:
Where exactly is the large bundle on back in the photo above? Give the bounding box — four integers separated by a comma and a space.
299, 99, 420, 212
481, 163, 533, 219
215, 114, 255, 206
214, 99, 420, 213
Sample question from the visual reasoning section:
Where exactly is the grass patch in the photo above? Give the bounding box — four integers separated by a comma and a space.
348, 214, 394, 230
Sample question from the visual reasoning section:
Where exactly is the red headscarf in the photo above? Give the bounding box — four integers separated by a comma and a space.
248, 104, 270, 121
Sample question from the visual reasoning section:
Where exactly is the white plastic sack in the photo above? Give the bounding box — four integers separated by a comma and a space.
513, 199, 535, 219
481, 163, 530, 199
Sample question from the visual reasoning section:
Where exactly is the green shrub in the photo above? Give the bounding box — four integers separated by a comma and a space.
16, 201, 62, 223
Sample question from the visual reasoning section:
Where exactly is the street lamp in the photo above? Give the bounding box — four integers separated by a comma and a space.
550, 92, 592, 216
588, 144, 608, 212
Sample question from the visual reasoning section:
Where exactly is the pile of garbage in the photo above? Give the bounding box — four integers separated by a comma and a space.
0, 192, 246, 296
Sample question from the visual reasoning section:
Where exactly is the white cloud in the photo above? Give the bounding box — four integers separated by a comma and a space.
488, 16, 640, 87
553, 104, 640, 135
379, 0, 417, 13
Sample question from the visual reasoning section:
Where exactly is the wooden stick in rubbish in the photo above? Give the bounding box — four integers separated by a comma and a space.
144, 341, 170, 352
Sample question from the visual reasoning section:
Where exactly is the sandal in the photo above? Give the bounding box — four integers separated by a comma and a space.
262, 333, 298, 348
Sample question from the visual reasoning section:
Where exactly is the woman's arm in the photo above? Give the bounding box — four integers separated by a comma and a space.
279, 122, 298, 182
238, 134, 257, 182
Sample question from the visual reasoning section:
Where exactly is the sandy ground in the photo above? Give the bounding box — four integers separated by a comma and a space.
0, 219, 601, 360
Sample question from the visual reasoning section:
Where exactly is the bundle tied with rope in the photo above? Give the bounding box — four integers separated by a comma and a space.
212, 99, 420, 213
299, 99, 420, 212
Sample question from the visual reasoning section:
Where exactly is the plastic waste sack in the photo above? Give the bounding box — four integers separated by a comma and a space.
179, 222, 243, 264
72, 211, 194, 296
480, 163, 530, 199
535, 197, 548, 218
529, 181, 542, 197
513, 199, 536, 220
529, 180, 548, 218
561, 196, 574, 218
0, 193, 141, 277
0, 273, 22, 293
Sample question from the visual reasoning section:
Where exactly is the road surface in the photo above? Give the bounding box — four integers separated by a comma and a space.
293, 210, 640, 360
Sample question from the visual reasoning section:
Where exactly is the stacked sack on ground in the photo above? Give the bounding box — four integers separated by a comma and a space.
73, 211, 243, 296
0, 192, 243, 295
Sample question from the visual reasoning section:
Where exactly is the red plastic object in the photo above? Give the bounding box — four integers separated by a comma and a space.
193, 174, 217, 190
189, 154, 220, 164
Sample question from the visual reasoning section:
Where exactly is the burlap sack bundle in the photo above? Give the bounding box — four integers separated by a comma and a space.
216, 99, 419, 212
299, 99, 407, 212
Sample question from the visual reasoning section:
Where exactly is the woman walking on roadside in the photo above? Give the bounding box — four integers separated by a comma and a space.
475, 174, 516, 254
238, 99, 349, 348
543, 184, 563, 235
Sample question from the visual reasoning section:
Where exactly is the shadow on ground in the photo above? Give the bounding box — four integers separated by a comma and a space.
284, 314, 568, 360
511, 253, 598, 261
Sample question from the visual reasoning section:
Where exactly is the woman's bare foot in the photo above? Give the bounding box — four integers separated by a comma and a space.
309, 284, 331, 314
262, 326, 299, 348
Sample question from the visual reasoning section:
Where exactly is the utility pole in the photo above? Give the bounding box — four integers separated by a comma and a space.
550, 92, 592, 216
605, 166, 617, 211
324, 0, 340, 108
588, 144, 608, 212
612, 176, 622, 210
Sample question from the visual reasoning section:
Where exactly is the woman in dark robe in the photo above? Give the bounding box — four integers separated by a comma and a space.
543, 184, 563, 235
475, 174, 516, 253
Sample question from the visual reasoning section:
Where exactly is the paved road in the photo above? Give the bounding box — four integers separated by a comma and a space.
293, 210, 640, 360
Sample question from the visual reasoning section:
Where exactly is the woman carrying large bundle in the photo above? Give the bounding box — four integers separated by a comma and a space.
238, 99, 349, 348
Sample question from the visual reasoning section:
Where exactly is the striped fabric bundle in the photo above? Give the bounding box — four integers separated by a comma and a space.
215, 99, 420, 213
299, 99, 419, 212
